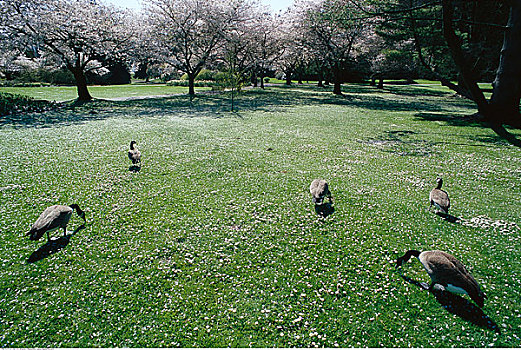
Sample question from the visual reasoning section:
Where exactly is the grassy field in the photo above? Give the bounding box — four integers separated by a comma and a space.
0, 84, 209, 102
0, 84, 520, 347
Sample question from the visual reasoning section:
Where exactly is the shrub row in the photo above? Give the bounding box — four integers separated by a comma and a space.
0, 81, 53, 87
0, 92, 60, 116
166, 80, 221, 87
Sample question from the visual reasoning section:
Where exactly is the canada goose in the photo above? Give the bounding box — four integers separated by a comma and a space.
310, 179, 333, 205
396, 249, 486, 307
429, 177, 450, 214
128, 141, 141, 165
27, 204, 86, 241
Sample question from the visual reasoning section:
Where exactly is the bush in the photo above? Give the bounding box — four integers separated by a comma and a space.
15, 67, 75, 85
180, 69, 220, 82
0, 92, 61, 116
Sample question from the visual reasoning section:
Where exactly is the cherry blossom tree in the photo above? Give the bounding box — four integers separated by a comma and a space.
146, 0, 228, 96
291, 0, 369, 95
249, 11, 286, 89
0, 0, 136, 101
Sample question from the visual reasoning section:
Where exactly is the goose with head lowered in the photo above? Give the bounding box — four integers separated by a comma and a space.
429, 177, 450, 215
128, 141, 141, 165
27, 204, 86, 241
396, 249, 486, 308
310, 179, 333, 205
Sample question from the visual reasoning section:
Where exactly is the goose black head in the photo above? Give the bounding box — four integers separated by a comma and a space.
436, 177, 443, 189
396, 250, 421, 268
70, 204, 86, 222
130, 141, 137, 150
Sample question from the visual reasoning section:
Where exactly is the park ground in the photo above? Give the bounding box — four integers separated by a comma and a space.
0, 83, 520, 347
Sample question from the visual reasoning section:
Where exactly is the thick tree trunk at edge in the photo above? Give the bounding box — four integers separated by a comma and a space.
490, 1, 521, 127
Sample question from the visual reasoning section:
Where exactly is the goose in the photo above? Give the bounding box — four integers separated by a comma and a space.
27, 204, 86, 241
429, 177, 450, 214
310, 179, 333, 205
396, 249, 486, 307
128, 141, 141, 165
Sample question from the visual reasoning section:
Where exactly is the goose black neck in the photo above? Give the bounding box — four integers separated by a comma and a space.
436, 179, 443, 189
70, 203, 82, 213
404, 250, 421, 259
396, 249, 421, 268
130, 141, 136, 150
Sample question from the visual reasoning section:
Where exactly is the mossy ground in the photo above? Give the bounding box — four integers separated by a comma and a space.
0, 84, 520, 347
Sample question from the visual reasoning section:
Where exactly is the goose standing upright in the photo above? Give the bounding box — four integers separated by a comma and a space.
396, 249, 486, 307
429, 177, 450, 214
27, 204, 86, 241
128, 141, 141, 165
310, 179, 333, 205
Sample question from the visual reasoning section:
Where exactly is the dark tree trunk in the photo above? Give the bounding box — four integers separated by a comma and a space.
332, 65, 342, 95
333, 81, 342, 95
135, 61, 149, 81
317, 69, 324, 87
442, 0, 489, 113
260, 71, 265, 89
377, 78, 384, 89
441, 0, 521, 145
188, 73, 196, 96
285, 72, 292, 85
70, 66, 92, 101
490, 1, 521, 126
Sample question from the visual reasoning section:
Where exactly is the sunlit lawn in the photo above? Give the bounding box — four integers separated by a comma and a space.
0, 84, 210, 102
0, 84, 520, 347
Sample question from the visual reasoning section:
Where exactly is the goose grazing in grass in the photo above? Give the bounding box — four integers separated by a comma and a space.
128, 141, 141, 165
429, 177, 450, 214
396, 249, 486, 308
310, 179, 333, 205
27, 204, 86, 241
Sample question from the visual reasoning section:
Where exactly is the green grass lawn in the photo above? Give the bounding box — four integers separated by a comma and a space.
0, 84, 520, 347
0, 84, 210, 102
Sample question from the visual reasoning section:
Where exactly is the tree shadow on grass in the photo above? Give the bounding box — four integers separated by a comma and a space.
26, 223, 86, 264
400, 274, 501, 334
1, 86, 463, 129
415, 112, 483, 127
416, 112, 521, 148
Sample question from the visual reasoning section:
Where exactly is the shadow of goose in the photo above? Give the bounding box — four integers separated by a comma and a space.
436, 212, 461, 223
401, 274, 501, 334
26, 224, 86, 264
129, 165, 141, 173
315, 203, 335, 218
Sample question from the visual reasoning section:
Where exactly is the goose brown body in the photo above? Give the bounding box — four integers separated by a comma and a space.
27, 204, 85, 241
397, 249, 486, 307
128, 141, 141, 164
429, 178, 450, 214
310, 179, 332, 205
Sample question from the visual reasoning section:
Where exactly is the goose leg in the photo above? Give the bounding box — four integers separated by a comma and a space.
419, 281, 430, 290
